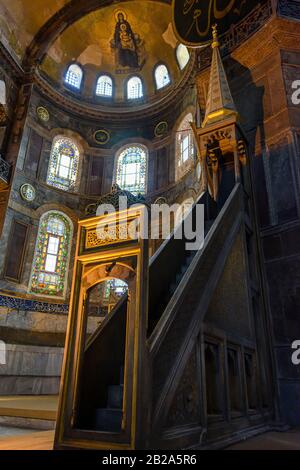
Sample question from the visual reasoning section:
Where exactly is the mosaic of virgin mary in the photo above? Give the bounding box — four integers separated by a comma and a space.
111, 11, 145, 70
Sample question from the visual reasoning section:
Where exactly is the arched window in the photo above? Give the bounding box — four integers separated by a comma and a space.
47, 136, 81, 191
115, 145, 147, 194
64, 64, 83, 89
96, 75, 113, 97
30, 211, 73, 297
154, 64, 171, 90
176, 44, 190, 70
127, 76, 143, 100
176, 113, 195, 181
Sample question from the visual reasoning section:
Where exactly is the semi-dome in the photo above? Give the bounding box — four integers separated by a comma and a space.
0, 1, 195, 112
35, 1, 193, 108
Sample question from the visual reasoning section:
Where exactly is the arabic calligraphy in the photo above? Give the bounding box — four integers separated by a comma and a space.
173, 0, 264, 45
184, 0, 238, 39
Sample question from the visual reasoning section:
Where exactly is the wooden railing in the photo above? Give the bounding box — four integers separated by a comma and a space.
148, 191, 210, 334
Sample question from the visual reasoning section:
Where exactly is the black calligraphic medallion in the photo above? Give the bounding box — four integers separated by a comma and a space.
172, 0, 266, 46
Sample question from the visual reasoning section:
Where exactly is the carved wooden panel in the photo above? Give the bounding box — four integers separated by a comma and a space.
165, 347, 200, 427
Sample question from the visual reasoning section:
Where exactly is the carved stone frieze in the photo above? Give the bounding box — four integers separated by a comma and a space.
85, 222, 132, 249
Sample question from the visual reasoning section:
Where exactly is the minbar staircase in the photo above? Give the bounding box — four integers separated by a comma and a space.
55, 183, 273, 449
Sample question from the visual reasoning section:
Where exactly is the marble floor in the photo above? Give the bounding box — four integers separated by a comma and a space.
0, 430, 54, 450
0, 395, 58, 420
226, 429, 300, 450
0, 429, 300, 450
0, 396, 299, 450
0, 425, 39, 439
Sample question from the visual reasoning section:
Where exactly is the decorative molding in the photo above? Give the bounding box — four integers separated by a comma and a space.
0, 294, 68, 314
34, 55, 196, 122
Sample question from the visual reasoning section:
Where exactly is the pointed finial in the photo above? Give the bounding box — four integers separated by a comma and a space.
202, 22, 238, 127
212, 24, 219, 49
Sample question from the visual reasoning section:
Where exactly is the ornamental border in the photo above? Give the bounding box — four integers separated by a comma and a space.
0, 294, 69, 314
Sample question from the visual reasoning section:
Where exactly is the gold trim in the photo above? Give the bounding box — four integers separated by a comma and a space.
85, 222, 133, 249
202, 108, 239, 128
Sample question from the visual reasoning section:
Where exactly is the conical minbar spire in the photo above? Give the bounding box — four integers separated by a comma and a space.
202, 25, 238, 128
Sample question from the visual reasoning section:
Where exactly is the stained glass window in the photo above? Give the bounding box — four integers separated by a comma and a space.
155, 64, 171, 90
115, 145, 147, 195
103, 279, 128, 300
96, 75, 113, 97
65, 64, 83, 89
127, 76, 143, 99
176, 113, 195, 181
47, 136, 80, 191
176, 44, 190, 70
30, 212, 72, 297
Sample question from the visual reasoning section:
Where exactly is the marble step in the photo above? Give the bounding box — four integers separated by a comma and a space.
0, 395, 58, 431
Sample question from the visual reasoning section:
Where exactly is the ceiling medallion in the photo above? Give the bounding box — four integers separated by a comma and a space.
94, 129, 110, 145
36, 106, 50, 122
154, 121, 168, 137
20, 183, 36, 202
